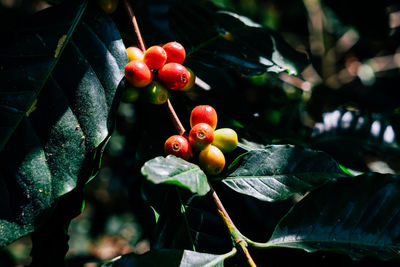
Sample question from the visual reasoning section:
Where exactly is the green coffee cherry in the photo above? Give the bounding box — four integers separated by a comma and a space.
212, 128, 238, 153
142, 81, 169, 104
122, 86, 140, 103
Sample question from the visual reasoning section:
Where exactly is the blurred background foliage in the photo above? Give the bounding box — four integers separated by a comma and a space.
0, 0, 399, 265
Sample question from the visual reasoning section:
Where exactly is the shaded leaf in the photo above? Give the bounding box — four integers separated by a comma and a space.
0, 2, 127, 247
214, 145, 347, 202
141, 156, 210, 196
311, 109, 400, 171
169, 0, 308, 75
143, 180, 292, 254
102, 248, 236, 267
267, 173, 400, 261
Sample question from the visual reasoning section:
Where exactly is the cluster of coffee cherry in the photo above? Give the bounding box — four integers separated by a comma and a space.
164, 105, 238, 175
123, 42, 195, 104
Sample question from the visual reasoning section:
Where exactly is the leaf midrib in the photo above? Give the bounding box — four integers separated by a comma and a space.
0, 0, 88, 152
165, 166, 203, 180
217, 172, 345, 181
267, 237, 399, 251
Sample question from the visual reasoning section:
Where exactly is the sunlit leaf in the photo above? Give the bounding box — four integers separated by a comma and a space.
311, 109, 400, 171
141, 156, 210, 196
0, 2, 127, 247
214, 145, 347, 202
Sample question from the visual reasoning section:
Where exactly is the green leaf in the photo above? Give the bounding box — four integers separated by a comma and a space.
266, 173, 400, 261
311, 109, 400, 171
215, 145, 347, 202
169, 0, 309, 75
102, 248, 236, 267
0, 2, 127, 247
141, 156, 210, 196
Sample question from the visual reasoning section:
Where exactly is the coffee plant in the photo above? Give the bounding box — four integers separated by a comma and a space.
0, 0, 399, 266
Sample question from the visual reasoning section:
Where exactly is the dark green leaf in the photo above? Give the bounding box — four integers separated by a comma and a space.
169, 0, 309, 75
311, 109, 400, 171
215, 145, 347, 202
0, 2, 127, 247
102, 248, 236, 267
266, 173, 400, 261
141, 156, 210, 196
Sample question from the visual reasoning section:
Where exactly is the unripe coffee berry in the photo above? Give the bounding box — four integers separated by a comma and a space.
158, 63, 190, 90
142, 81, 169, 105
126, 46, 144, 62
181, 67, 196, 91
212, 128, 238, 153
122, 86, 140, 103
125, 60, 152, 87
188, 123, 214, 150
164, 135, 192, 160
162, 42, 186, 64
190, 105, 217, 130
143, 46, 167, 69
198, 145, 225, 175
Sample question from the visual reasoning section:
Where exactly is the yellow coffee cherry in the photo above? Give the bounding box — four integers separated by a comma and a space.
212, 128, 238, 153
126, 46, 144, 62
198, 145, 225, 175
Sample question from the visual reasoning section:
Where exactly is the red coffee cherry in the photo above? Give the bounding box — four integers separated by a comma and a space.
188, 123, 214, 150
126, 46, 144, 62
190, 105, 217, 130
162, 41, 186, 64
158, 63, 190, 90
124, 60, 152, 87
143, 46, 167, 69
164, 135, 192, 160
198, 145, 225, 175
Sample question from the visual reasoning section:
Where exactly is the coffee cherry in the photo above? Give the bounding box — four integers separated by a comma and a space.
142, 81, 169, 105
158, 63, 190, 90
122, 86, 140, 102
162, 41, 186, 64
180, 67, 196, 91
212, 128, 238, 153
188, 123, 214, 150
126, 46, 144, 62
125, 60, 152, 87
198, 145, 225, 175
143, 46, 167, 69
98, 0, 118, 14
164, 135, 192, 160
190, 105, 217, 130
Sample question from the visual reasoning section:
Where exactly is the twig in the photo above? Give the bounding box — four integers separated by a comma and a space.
209, 183, 257, 267
122, 0, 186, 136
122, 1, 256, 265
122, 0, 146, 52
165, 99, 187, 136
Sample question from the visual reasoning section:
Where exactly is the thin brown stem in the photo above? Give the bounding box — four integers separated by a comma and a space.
122, 0, 186, 136
165, 99, 186, 136
122, 0, 146, 52
209, 183, 257, 267
209, 184, 236, 227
